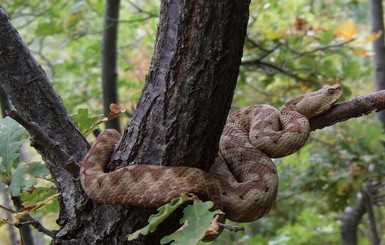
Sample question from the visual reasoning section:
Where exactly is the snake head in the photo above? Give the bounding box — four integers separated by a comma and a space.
285, 83, 343, 119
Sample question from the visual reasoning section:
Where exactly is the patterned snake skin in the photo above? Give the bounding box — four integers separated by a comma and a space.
80, 84, 342, 223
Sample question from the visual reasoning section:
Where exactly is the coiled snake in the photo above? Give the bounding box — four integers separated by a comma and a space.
80, 84, 342, 223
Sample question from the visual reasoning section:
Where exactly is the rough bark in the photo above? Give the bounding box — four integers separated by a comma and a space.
107, 1, 252, 243
102, 0, 121, 131
370, 0, 385, 124
0, 8, 92, 243
110, 1, 251, 172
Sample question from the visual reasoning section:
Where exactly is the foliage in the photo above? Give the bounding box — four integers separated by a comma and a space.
0, 117, 58, 233
72, 104, 126, 135
72, 108, 103, 135
237, 0, 373, 107
0, 117, 49, 196
128, 194, 223, 245
269, 208, 339, 245
0, 117, 27, 177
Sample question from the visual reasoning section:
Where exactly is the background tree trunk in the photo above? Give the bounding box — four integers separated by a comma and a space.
340, 191, 367, 245
371, 0, 385, 125
102, 0, 121, 131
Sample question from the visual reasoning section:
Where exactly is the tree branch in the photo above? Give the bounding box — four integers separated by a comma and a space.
7, 110, 80, 175
284, 39, 355, 61
16, 216, 56, 238
241, 59, 310, 82
0, 7, 94, 242
310, 90, 385, 131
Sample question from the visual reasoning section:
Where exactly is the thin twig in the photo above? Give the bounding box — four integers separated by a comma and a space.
127, 0, 158, 17
0, 203, 16, 213
16, 216, 56, 238
218, 222, 245, 233
11, 195, 56, 238
286, 39, 356, 62
242, 59, 310, 82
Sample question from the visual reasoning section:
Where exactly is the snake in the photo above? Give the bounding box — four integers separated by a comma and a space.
80, 84, 342, 224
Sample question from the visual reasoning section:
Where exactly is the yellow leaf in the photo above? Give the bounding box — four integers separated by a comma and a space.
262, 27, 286, 40
335, 21, 357, 41
65, 12, 84, 29
349, 47, 367, 56
365, 30, 383, 43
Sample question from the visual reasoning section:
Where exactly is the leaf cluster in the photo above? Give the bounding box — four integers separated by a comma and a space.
0, 117, 58, 230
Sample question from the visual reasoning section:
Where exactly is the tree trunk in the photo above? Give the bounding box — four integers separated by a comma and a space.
370, 0, 385, 125
102, 0, 121, 131
340, 191, 367, 245
107, 1, 252, 243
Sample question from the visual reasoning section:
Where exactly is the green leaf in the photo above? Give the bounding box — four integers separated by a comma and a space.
14, 193, 60, 220
0, 218, 10, 228
20, 187, 59, 215
127, 194, 193, 241
35, 21, 64, 36
160, 200, 223, 245
8, 162, 50, 196
0, 117, 28, 174
72, 108, 103, 135
319, 30, 334, 45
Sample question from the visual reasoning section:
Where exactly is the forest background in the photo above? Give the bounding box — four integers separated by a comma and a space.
0, 0, 385, 244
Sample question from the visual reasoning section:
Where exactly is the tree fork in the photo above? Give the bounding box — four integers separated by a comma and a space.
108, 1, 252, 243
111, 1, 251, 171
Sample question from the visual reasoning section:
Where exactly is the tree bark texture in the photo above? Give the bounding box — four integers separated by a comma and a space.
102, 0, 121, 131
110, 1, 251, 172
0, 8, 93, 243
106, 1, 252, 243
370, 0, 385, 124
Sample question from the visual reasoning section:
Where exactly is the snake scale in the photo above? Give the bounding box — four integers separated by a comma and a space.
80, 84, 342, 223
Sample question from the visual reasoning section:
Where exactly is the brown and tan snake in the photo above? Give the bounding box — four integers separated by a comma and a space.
80, 84, 342, 223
